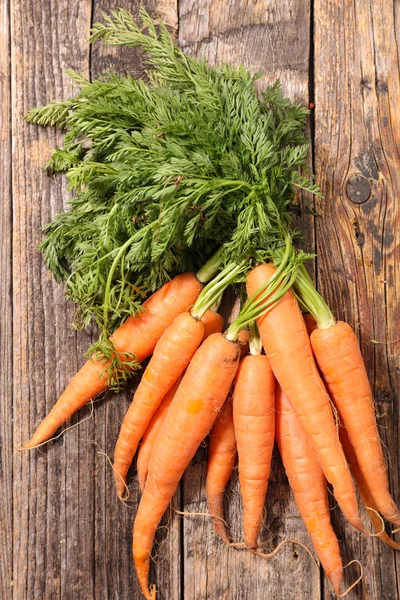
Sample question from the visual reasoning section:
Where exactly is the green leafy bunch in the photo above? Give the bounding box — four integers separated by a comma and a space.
27, 6, 319, 336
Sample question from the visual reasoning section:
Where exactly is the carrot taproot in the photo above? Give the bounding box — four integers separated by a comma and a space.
275, 384, 343, 594
237, 329, 250, 358
303, 312, 317, 336
113, 310, 205, 498
310, 321, 400, 526
22, 272, 203, 450
137, 309, 224, 492
136, 381, 179, 493
246, 264, 366, 533
339, 426, 400, 550
233, 353, 275, 549
133, 333, 240, 599
201, 309, 224, 340
304, 312, 400, 548
206, 395, 237, 543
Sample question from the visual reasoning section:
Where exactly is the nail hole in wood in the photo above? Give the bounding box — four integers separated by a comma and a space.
346, 175, 371, 204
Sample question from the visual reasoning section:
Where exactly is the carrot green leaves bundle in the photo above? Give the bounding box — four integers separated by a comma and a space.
27, 6, 318, 341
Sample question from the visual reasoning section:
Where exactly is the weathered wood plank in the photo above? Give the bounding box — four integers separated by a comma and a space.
0, 0, 13, 597
11, 2, 93, 598
179, 2, 320, 599
314, 1, 400, 598
90, 2, 180, 599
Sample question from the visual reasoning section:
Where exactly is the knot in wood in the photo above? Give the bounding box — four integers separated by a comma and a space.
346, 175, 371, 204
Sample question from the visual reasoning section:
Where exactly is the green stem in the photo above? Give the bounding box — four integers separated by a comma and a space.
225, 240, 300, 341
226, 266, 298, 341
192, 261, 246, 319
102, 236, 135, 331
249, 321, 262, 356
196, 246, 225, 284
294, 265, 335, 329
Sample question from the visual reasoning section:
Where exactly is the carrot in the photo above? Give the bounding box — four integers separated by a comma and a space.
136, 381, 180, 493
246, 264, 366, 533
114, 259, 245, 497
303, 312, 317, 336
133, 333, 240, 599
304, 310, 400, 549
339, 426, 400, 550
233, 351, 275, 549
113, 310, 205, 498
310, 321, 400, 526
206, 395, 237, 543
201, 309, 224, 340
275, 384, 343, 594
22, 272, 203, 450
137, 309, 224, 492
237, 328, 250, 358
204, 327, 250, 541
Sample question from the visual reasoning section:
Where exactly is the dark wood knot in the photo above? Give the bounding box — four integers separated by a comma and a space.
346, 175, 371, 204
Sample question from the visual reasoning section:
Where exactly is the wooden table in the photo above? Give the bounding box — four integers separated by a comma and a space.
1, 1, 399, 598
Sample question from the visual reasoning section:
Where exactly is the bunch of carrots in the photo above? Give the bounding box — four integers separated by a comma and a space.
23, 7, 400, 600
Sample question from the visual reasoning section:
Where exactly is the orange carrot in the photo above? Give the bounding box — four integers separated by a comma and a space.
22, 272, 203, 450
303, 312, 317, 336
246, 264, 366, 533
304, 311, 399, 548
137, 310, 224, 492
201, 309, 224, 340
237, 329, 250, 358
275, 385, 343, 594
233, 353, 275, 549
310, 321, 400, 526
206, 395, 236, 543
113, 310, 205, 498
339, 426, 400, 550
133, 333, 240, 599
136, 381, 179, 493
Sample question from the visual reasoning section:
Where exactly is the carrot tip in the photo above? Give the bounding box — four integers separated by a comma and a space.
211, 520, 231, 545
245, 542, 258, 551
328, 567, 344, 596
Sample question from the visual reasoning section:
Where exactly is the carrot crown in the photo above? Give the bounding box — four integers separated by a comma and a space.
191, 260, 248, 319
249, 321, 262, 355
294, 266, 336, 330
225, 234, 304, 341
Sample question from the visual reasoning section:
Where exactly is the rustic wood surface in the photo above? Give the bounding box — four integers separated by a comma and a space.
0, 1, 399, 599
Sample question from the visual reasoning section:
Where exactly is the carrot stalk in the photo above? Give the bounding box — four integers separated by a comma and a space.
246, 264, 366, 534
133, 333, 240, 599
276, 385, 343, 594
22, 272, 203, 450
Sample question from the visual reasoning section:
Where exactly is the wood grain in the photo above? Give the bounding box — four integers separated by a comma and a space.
11, 1, 93, 598
0, 0, 13, 597
3, 0, 400, 598
179, 2, 320, 599
90, 2, 180, 599
314, 1, 400, 598
90, 0, 181, 600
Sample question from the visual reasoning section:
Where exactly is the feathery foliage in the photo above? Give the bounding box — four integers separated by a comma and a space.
27, 6, 319, 338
